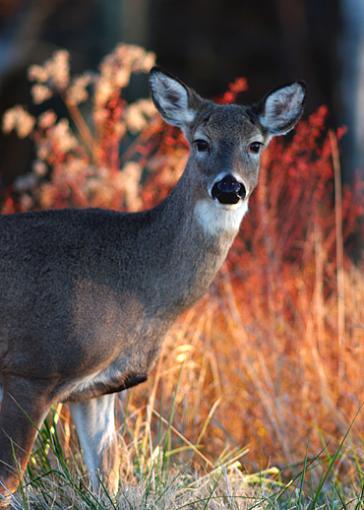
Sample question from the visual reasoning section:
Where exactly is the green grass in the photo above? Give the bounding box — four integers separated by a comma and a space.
8, 406, 364, 510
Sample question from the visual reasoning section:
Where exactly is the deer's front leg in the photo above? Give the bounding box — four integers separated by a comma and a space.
70, 394, 120, 495
0, 375, 52, 507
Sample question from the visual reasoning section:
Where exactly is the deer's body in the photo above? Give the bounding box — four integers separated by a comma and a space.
0, 177, 236, 401
0, 68, 305, 505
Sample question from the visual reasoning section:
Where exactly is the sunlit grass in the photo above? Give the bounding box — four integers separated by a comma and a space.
9, 399, 364, 509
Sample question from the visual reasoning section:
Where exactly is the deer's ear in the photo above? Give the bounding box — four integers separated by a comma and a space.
149, 67, 202, 128
255, 82, 306, 136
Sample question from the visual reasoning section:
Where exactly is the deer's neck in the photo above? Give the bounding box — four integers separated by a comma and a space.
141, 166, 246, 317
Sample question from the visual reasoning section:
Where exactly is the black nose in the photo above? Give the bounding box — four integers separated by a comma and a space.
211, 175, 246, 205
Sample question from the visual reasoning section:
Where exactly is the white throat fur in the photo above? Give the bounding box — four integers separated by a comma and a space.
194, 198, 248, 236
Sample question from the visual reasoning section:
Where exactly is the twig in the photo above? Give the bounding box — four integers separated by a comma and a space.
152, 408, 214, 468
64, 97, 97, 161
329, 130, 345, 384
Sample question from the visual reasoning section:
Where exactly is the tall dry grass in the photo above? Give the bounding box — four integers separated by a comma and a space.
1, 45, 363, 489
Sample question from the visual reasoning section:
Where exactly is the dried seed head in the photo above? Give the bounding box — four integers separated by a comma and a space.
2, 106, 35, 138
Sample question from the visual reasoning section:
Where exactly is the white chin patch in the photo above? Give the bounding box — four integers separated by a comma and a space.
194, 198, 248, 236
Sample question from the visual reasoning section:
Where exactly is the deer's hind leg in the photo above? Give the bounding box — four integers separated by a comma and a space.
0, 375, 52, 507
70, 394, 120, 495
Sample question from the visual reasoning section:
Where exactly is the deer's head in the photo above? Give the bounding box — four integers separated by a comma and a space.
149, 68, 305, 233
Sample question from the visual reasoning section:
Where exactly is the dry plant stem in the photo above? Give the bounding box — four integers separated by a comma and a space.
313, 223, 324, 352
121, 119, 161, 163
329, 130, 346, 384
256, 157, 276, 345
152, 409, 214, 468
60, 405, 72, 458
143, 344, 166, 462
64, 98, 97, 161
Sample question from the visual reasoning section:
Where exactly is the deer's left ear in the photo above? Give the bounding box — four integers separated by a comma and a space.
255, 82, 306, 136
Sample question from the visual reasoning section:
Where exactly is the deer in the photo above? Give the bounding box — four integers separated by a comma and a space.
0, 67, 305, 505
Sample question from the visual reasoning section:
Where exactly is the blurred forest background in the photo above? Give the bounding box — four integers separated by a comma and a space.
0, 0, 364, 186
0, 0, 363, 489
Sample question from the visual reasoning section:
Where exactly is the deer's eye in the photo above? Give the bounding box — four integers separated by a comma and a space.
248, 142, 263, 154
194, 139, 210, 152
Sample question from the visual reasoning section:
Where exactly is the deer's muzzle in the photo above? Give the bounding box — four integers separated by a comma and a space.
211, 175, 246, 205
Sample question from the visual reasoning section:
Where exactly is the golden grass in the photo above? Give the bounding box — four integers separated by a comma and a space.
123, 260, 363, 472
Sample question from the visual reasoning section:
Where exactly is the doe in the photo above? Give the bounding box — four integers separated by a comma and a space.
0, 67, 305, 504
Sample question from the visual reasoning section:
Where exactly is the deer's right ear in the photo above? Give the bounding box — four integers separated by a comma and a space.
149, 67, 201, 128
